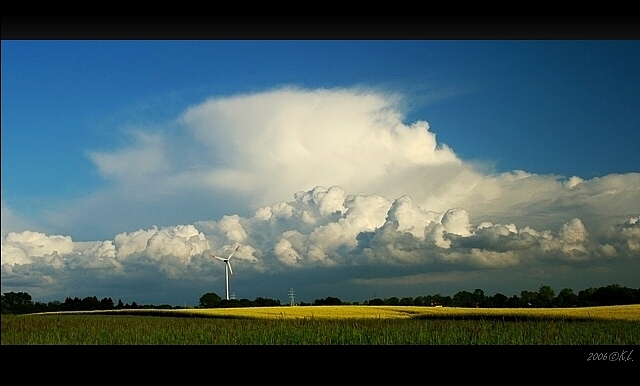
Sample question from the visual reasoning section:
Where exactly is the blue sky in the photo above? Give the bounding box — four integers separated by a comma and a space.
2, 40, 639, 305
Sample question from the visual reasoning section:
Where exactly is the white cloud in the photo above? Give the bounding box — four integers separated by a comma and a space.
36, 87, 640, 244
564, 175, 584, 189
1, 231, 73, 266
2, 185, 639, 303
3, 86, 639, 303
441, 208, 472, 237
605, 216, 640, 254
385, 196, 440, 238
215, 215, 249, 244
178, 86, 461, 207
88, 131, 169, 184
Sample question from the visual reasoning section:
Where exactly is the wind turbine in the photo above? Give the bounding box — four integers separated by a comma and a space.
211, 245, 239, 300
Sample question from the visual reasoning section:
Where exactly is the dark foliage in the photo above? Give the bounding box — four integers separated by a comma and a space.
360, 284, 640, 308
313, 296, 343, 306
2, 283, 639, 314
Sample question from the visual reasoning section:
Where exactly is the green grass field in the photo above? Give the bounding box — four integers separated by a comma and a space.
3, 305, 639, 345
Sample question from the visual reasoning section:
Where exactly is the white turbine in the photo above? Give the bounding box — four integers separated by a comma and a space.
211, 245, 239, 301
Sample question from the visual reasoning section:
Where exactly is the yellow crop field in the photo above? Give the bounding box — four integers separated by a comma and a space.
8, 305, 639, 344
169, 304, 640, 321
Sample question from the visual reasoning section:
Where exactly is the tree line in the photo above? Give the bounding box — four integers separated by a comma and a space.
0, 291, 284, 315
340, 284, 640, 308
2, 283, 639, 315
0, 293, 187, 315
198, 292, 281, 308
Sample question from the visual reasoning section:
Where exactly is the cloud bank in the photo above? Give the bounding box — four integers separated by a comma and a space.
2, 86, 639, 303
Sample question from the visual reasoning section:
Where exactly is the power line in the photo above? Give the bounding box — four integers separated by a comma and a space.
288, 287, 295, 306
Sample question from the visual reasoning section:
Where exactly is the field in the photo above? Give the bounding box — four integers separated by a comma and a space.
175, 304, 640, 321
2, 305, 639, 345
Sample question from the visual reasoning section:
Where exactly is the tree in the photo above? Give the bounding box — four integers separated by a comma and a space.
81, 296, 101, 310
506, 295, 522, 308
63, 297, 77, 311
313, 297, 342, 306
1, 292, 34, 314
33, 301, 49, 313
219, 299, 233, 308
199, 292, 222, 308
555, 288, 578, 307
400, 297, 414, 306
578, 287, 597, 306
254, 297, 271, 307
386, 297, 400, 306
537, 285, 555, 307
48, 300, 62, 312
520, 290, 539, 307
473, 289, 485, 307
432, 294, 452, 306
100, 297, 115, 310
452, 291, 475, 307
487, 293, 508, 308
591, 284, 636, 306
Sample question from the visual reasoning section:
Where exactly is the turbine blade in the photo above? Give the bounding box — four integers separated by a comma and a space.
227, 262, 234, 275
212, 255, 226, 262
227, 245, 240, 260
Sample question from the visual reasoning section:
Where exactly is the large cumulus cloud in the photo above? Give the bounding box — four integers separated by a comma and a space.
3, 185, 639, 301
179, 87, 461, 207
2, 86, 639, 302
36, 86, 639, 243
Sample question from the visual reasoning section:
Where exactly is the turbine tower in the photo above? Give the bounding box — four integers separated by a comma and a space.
211, 245, 239, 300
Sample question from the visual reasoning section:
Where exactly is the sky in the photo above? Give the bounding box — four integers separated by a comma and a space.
2, 40, 639, 306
